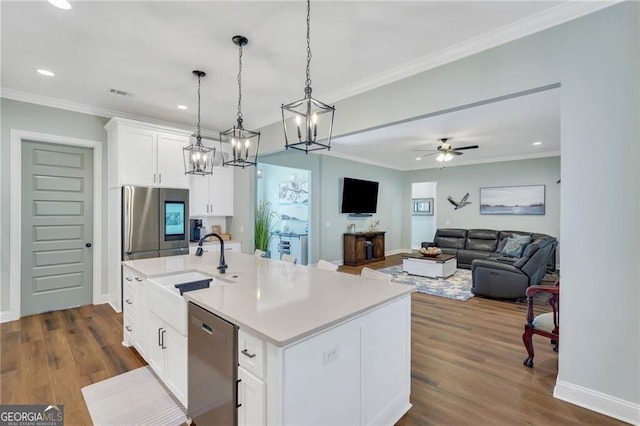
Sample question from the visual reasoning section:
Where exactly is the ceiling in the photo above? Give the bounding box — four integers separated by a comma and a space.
1, 1, 609, 169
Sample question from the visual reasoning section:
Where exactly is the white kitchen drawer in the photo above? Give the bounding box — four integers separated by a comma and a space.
123, 314, 135, 344
238, 329, 265, 379
148, 282, 187, 336
123, 281, 135, 314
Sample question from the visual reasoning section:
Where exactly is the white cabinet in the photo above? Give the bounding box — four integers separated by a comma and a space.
238, 367, 266, 426
235, 295, 411, 425
147, 282, 188, 407
122, 266, 148, 358
106, 118, 191, 188
189, 166, 234, 216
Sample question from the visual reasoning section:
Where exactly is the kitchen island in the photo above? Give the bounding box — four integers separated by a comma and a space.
122, 251, 413, 425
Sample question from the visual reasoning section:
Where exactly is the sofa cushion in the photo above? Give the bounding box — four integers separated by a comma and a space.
458, 250, 491, 266
501, 237, 527, 257
437, 228, 468, 238
465, 229, 498, 252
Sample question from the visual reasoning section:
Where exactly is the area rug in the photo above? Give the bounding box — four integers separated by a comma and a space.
378, 265, 474, 301
82, 366, 187, 426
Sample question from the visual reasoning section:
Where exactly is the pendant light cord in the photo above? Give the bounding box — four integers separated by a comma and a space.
305, 0, 312, 91
196, 73, 202, 143
237, 43, 243, 123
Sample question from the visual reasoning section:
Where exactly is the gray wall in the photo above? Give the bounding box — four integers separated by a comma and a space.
235, 2, 639, 415
0, 98, 110, 312
403, 157, 561, 246
254, 151, 404, 263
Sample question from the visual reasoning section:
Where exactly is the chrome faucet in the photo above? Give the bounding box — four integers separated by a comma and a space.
195, 233, 228, 274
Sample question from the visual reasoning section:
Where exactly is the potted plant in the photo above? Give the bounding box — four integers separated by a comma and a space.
254, 200, 278, 257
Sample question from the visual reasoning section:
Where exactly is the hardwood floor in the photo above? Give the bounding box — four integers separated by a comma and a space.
1, 255, 623, 425
0, 304, 146, 424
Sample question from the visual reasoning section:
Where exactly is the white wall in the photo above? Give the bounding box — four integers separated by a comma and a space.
411, 182, 437, 249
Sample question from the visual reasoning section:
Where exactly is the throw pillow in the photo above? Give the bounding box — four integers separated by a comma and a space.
501, 237, 526, 258
511, 234, 532, 245
496, 237, 508, 253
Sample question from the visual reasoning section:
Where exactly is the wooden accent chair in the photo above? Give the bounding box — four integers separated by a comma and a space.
522, 281, 559, 367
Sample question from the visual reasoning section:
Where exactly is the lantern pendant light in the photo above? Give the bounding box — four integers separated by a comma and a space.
221, 35, 260, 168
183, 70, 215, 175
281, 0, 335, 154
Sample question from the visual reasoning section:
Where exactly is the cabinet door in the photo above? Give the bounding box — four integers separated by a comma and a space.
238, 367, 266, 426
210, 166, 234, 216
372, 234, 385, 259
157, 133, 190, 188
354, 237, 366, 264
119, 127, 156, 186
165, 328, 188, 407
147, 312, 166, 378
189, 174, 210, 216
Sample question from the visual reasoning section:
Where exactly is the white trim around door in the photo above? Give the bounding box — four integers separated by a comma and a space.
3, 129, 104, 323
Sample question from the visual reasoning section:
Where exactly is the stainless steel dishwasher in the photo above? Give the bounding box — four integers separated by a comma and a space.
188, 302, 238, 425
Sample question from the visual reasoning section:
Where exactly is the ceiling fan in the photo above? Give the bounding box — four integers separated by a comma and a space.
415, 138, 479, 162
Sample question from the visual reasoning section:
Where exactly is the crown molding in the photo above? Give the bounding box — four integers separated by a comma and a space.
254, 1, 617, 129
2, 1, 617, 134
0, 88, 220, 136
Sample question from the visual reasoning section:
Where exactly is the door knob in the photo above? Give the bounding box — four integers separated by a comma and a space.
85, 243, 92, 248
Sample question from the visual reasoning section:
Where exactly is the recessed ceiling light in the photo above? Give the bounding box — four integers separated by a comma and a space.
48, 0, 71, 10
533, 141, 542, 146
37, 69, 55, 77
415, 157, 422, 160
177, 105, 188, 110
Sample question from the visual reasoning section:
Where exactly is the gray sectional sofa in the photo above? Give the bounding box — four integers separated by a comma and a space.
422, 228, 557, 299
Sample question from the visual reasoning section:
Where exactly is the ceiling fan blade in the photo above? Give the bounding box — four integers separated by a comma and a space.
412, 149, 439, 152
452, 145, 479, 151
420, 152, 440, 157
450, 151, 463, 156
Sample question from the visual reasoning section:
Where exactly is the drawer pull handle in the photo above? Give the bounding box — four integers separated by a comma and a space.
125, 277, 132, 281
134, 277, 143, 282
241, 349, 256, 359
125, 299, 133, 305
125, 325, 132, 332
161, 330, 166, 349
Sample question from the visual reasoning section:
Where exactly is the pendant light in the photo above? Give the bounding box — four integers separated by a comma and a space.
220, 35, 260, 168
281, 0, 335, 154
183, 70, 215, 176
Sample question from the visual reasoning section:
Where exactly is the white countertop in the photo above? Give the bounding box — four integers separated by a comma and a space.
122, 252, 413, 347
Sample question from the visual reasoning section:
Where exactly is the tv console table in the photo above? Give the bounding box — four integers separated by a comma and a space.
343, 231, 385, 266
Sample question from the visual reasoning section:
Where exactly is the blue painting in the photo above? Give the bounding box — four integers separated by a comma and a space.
480, 185, 545, 215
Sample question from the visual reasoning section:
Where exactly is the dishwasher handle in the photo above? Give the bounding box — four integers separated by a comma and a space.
236, 379, 242, 408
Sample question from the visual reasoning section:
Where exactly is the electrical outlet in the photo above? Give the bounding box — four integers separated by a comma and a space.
445, 220, 450, 225
240, 225, 244, 233
325, 221, 331, 227
323, 345, 339, 365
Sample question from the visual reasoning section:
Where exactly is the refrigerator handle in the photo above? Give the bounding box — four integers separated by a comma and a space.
159, 173, 162, 184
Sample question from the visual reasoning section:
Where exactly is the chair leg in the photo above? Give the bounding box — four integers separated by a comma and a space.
522, 326, 535, 367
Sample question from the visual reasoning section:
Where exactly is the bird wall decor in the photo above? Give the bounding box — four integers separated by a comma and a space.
447, 193, 471, 210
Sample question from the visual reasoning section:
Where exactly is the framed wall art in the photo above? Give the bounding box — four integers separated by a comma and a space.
412, 198, 434, 216
480, 185, 545, 215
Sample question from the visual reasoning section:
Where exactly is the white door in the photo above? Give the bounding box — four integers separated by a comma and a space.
21, 141, 94, 316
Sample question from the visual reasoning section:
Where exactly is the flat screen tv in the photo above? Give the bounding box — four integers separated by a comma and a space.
341, 177, 379, 214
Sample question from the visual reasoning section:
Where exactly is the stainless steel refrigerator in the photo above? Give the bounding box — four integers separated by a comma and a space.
121, 186, 190, 260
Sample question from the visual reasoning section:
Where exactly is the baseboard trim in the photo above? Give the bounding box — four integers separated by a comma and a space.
0, 310, 19, 323
554, 379, 640, 425
108, 301, 122, 314
93, 294, 110, 305
386, 248, 409, 256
